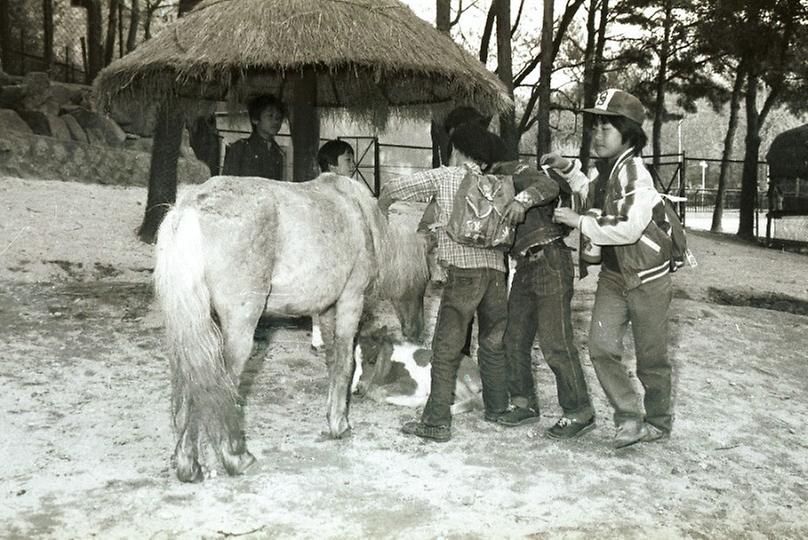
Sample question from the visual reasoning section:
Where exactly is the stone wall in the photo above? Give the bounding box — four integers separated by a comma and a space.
0, 71, 209, 185
0, 129, 208, 186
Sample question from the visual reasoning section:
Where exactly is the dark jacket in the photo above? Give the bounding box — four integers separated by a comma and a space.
490, 160, 569, 256
222, 132, 286, 180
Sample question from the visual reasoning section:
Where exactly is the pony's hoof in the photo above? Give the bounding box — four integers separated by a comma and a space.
329, 421, 353, 440
222, 450, 256, 476
176, 460, 204, 483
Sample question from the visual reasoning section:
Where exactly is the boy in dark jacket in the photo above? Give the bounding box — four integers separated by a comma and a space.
547, 88, 673, 449
494, 159, 596, 439
222, 94, 287, 181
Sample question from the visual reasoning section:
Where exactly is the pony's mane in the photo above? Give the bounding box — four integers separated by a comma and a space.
334, 178, 428, 303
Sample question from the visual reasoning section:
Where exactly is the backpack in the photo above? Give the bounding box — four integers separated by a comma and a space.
648, 166, 696, 272
446, 168, 516, 251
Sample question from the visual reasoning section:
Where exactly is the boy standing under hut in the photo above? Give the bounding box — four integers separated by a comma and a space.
222, 94, 287, 181
546, 89, 673, 449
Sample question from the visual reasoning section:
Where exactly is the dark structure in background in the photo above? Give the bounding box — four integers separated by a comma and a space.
765, 123, 808, 244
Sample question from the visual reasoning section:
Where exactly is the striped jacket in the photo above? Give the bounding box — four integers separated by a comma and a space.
560, 149, 671, 289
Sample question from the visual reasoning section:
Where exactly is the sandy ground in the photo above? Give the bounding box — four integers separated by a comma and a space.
1, 176, 807, 539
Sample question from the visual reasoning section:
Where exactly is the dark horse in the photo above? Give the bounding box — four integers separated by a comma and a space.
154, 173, 429, 482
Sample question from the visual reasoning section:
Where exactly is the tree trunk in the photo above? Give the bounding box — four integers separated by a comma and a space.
479, 1, 496, 64
432, 0, 451, 167
189, 114, 221, 177
738, 71, 760, 239
84, 0, 103, 83
579, 0, 597, 169
137, 0, 206, 243
0, 0, 9, 73
496, 0, 518, 160
580, 0, 609, 170
536, 0, 554, 157
104, 0, 119, 66
144, 0, 155, 40
138, 104, 184, 244
126, 0, 139, 53
43, 0, 54, 72
711, 61, 744, 233
178, 0, 203, 14
290, 68, 320, 182
652, 0, 673, 173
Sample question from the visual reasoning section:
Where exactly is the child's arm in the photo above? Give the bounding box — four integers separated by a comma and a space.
378, 167, 442, 214
579, 163, 658, 245
541, 153, 590, 200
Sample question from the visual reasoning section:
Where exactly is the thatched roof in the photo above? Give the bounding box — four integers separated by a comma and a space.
767, 123, 808, 179
95, 0, 512, 125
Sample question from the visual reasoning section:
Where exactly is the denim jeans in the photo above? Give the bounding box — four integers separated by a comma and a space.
589, 269, 673, 432
422, 266, 510, 427
504, 241, 594, 421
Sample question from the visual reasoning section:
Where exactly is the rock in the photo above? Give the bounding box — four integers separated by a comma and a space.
0, 129, 210, 186
123, 136, 153, 154
69, 107, 102, 131
0, 69, 17, 86
21, 72, 52, 111
45, 115, 72, 142
98, 116, 127, 146
17, 110, 52, 136
0, 84, 25, 109
86, 127, 106, 145
109, 99, 157, 137
0, 108, 33, 134
61, 114, 89, 143
180, 128, 197, 160
49, 83, 87, 107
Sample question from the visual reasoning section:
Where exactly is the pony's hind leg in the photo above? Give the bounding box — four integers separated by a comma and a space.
172, 386, 203, 482
327, 294, 363, 438
213, 295, 266, 476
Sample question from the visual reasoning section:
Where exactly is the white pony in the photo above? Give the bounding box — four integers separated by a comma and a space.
154, 173, 428, 482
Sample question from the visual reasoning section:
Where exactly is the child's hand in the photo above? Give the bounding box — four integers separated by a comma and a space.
540, 153, 571, 171
553, 207, 580, 228
503, 200, 527, 225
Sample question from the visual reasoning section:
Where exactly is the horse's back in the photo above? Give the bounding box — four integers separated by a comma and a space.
178, 174, 380, 316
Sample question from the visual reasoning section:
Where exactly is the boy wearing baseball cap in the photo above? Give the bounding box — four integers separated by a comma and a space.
542, 89, 674, 449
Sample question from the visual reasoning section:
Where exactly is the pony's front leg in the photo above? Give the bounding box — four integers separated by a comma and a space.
326, 300, 361, 438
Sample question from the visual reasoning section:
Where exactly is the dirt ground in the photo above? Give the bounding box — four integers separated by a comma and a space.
1, 176, 807, 539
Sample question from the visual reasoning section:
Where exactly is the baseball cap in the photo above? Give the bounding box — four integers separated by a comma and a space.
581, 89, 645, 125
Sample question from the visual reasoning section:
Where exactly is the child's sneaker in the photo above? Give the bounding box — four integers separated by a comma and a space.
546, 416, 596, 439
496, 406, 541, 427
401, 421, 451, 442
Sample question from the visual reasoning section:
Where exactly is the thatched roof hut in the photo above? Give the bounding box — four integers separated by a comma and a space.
767, 124, 808, 179
94, 0, 512, 124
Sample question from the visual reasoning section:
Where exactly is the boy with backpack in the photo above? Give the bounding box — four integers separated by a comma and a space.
544, 88, 675, 449
378, 123, 541, 442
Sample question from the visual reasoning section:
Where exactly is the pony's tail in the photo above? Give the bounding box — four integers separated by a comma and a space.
154, 207, 240, 462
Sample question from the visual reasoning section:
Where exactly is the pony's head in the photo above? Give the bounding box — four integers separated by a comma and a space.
379, 222, 429, 342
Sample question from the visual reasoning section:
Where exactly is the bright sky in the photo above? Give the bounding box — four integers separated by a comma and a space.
400, 1, 549, 91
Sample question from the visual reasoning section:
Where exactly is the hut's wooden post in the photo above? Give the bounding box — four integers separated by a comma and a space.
290, 67, 320, 182
138, 104, 184, 244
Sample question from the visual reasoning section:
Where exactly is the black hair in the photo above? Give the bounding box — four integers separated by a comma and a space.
317, 139, 354, 173
448, 123, 499, 169
593, 114, 647, 155
247, 95, 286, 125
444, 106, 489, 134
486, 132, 509, 171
